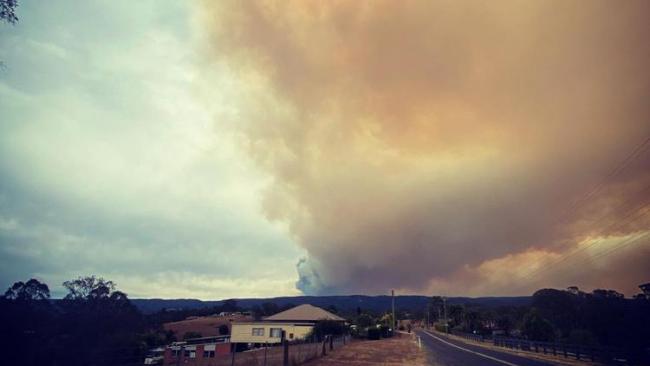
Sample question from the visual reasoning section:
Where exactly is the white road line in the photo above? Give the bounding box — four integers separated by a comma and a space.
421, 330, 520, 366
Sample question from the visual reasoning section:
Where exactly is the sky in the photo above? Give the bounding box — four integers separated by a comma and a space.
1, 1, 649, 299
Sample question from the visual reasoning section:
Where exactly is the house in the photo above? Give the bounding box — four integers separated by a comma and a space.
162, 336, 231, 366
230, 304, 345, 344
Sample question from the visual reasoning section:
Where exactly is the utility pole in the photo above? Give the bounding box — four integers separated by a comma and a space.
426, 305, 429, 329
442, 296, 448, 333
391, 290, 396, 331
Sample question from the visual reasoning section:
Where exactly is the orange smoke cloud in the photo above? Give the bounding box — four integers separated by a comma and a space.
199, 1, 650, 295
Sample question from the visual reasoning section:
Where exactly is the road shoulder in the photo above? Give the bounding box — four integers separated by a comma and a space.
305, 333, 426, 366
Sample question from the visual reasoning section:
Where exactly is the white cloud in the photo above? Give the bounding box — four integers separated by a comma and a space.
0, 0, 304, 299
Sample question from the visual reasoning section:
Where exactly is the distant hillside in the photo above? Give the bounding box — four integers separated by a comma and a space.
131, 295, 531, 314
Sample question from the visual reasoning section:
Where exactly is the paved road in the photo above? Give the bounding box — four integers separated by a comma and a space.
416, 329, 556, 366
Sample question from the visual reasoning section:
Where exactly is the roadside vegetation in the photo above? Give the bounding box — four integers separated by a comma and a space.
426, 285, 650, 363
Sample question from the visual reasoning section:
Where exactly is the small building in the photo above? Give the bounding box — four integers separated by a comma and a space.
231, 304, 345, 344
162, 336, 231, 366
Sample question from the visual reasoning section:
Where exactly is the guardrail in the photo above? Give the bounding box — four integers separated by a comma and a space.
492, 336, 625, 363
449, 331, 627, 364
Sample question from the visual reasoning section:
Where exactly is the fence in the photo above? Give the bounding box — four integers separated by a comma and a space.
167, 335, 349, 366
450, 331, 626, 364
492, 336, 625, 363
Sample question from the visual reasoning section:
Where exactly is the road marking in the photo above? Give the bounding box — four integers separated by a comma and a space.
421, 330, 520, 366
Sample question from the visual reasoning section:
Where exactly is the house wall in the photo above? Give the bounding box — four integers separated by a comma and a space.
231, 322, 313, 344
163, 343, 231, 366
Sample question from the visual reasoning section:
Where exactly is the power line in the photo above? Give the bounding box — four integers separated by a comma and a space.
516, 206, 649, 290
511, 134, 650, 290
555, 135, 650, 225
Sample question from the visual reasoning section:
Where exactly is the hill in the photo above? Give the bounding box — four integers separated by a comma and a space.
131, 295, 531, 314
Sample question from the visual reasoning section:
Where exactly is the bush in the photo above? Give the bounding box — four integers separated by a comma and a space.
522, 309, 555, 342
309, 320, 347, 341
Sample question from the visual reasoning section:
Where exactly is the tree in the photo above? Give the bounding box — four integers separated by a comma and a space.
639, 282, 650, 298
3, 278, 50, 301
309, 320, 347, 341
1, 278, 54, 366
355, 313, 374, 328
56, 276, 144, 366
429, 296, 443, 322
522, 309, 555, 342
63, 275, 115, 300
592, 289, 624, 299
218, 324, 230, 335
0, 0, 18, 24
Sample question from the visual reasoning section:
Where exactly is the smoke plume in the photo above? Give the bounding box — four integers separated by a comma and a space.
199, 1, 650, 295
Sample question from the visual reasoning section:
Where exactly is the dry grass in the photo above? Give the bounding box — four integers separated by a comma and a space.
305, 334, 426, 366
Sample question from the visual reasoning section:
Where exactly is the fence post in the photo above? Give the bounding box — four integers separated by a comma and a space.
264, 343, 267, 366
231, 345, 236, 366
283, 339, 289, 366
329, 335, 334, 351
322, 337, 327, 356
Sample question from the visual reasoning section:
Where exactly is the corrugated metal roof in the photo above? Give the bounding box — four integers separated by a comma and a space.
263, 304, 345, 322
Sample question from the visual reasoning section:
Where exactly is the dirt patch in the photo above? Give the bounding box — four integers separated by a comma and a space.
305, 334, 426, 366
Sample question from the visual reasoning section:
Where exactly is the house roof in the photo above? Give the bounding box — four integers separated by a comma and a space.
263, 304, 345, 322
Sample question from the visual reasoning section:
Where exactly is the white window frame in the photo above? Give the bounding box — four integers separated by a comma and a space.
252, 327, 265, 336
270, 328, 283, 338
204, 350, 215, 358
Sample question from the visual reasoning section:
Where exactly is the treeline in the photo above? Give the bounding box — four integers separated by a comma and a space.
0, 276, 248, 366
1, 277, 144, 366
424, 285, 650, 363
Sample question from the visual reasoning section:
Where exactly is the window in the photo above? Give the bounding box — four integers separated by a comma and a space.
184, 350, 190, 358
189, 351, 196, 359
252, 328, 264, 336
172, 349, 181, 357
203, 351, 215, 358
289, 333, 294, 339
270, 328, 283, 338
